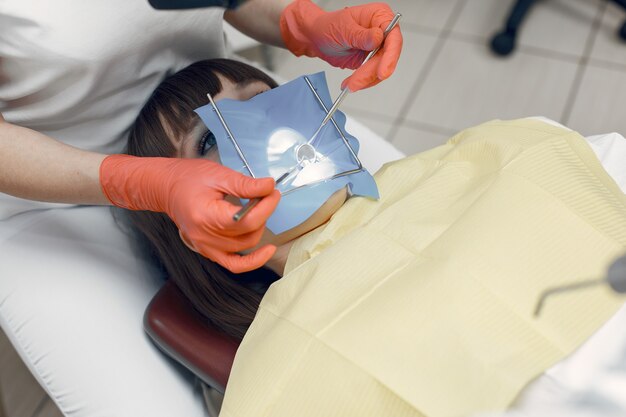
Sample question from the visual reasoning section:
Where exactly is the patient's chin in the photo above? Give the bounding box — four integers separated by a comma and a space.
241, 186, 349, 253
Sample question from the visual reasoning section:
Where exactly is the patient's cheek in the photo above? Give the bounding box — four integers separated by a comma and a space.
263, 186, 348, 246
235, 186, 348, 258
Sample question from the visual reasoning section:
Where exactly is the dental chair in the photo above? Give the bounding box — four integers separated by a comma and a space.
144, 281, 235, 416
0, 115, 404, 417
145, 118, 626, 417
0, 22, 403, 416
3, 110, 626, 417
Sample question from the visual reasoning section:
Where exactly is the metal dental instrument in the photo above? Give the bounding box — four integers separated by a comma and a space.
206, 93, 255, 178
233, 171, 290, 222
205, 92, 261, 222
234, 142, 322, 222
314, 12, 402, 135
534, 254, 626, 317
270, 75, 364, 197
302, 76, 362, 173
232, 75, 365, 222
210, 73, 367, 222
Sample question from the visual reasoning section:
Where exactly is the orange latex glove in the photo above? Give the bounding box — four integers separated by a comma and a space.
280, 0, 403, 92
100, 155, 280, 273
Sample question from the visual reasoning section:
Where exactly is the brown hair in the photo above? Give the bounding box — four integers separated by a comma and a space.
126, 59, 279, 340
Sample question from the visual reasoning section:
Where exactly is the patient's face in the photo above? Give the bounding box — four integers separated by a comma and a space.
178, 76, 271, 163
173, 74, 348, 251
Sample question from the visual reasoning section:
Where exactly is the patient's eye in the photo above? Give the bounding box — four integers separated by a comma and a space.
198, 130, 217, 156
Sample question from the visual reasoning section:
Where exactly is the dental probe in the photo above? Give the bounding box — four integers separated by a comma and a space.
533, 253, 626, 317
233, 14, 402, 223
316, 13, 402, 132
233, 171, 290, 222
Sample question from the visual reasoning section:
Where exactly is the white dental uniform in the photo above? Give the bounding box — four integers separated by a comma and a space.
0, 1, 230, 416
0, 0, 227, 216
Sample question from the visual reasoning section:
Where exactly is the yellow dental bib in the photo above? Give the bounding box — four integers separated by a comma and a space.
220, 119, 626, 417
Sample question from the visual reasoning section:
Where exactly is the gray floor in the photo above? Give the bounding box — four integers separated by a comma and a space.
2, 0, 626, 416
0, 329, 63, 417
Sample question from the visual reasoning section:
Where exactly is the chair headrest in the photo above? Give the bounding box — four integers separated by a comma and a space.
144, 281, 240, 393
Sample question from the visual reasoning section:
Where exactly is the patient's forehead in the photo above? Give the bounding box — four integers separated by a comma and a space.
214, 73, 270, 102
173, 75, 271, 159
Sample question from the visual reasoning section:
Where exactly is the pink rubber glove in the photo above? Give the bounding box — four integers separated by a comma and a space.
280, 0, 403, 92
100, 155, 280, 273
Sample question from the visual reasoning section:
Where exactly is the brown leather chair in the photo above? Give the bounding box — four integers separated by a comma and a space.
143, 281, 240, 394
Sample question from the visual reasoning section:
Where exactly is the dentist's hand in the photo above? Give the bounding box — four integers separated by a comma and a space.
280, 0, 403, 92
100, 155, 280, 273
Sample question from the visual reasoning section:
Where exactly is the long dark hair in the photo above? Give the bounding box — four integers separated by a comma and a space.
127, 59, 279, 340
